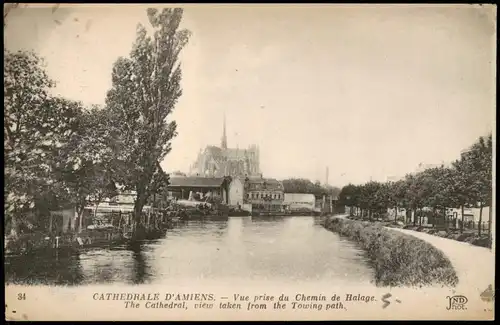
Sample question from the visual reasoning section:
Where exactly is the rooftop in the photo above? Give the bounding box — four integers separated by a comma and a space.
168, 176, 227, 188
245, 177, 284, 191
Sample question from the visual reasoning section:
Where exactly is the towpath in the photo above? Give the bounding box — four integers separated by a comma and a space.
332, 214, 494, 292
388, 227, 495, 292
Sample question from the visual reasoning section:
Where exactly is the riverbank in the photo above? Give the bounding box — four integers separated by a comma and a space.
388, 227, 495, 292
323, 216, 458, 288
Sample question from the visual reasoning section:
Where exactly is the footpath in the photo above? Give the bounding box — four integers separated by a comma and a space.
332, 214, 494, 292
388, 227, 495, 292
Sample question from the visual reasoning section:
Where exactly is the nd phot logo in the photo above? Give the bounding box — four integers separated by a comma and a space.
446, 295, 468, 311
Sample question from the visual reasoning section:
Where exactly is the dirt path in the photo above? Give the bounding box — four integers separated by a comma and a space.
387, 227, 495, 292
332, 215, 494, 291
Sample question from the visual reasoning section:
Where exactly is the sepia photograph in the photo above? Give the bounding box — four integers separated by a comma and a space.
4, 3, 496, 321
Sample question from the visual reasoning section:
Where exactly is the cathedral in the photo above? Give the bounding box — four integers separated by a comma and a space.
189, 115, 261, 178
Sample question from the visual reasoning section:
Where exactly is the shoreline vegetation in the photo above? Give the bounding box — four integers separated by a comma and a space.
323, 216, 459, 288
4, 9, 192, 241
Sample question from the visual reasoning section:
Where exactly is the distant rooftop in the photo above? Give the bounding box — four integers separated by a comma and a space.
168, 176, 227, 188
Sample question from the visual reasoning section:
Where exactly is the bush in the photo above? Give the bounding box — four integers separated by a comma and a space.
323, 217, 458, 288
472, 237, 490, 248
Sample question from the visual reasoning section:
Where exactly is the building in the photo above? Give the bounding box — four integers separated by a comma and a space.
166, 176, 231, 203
189, 114, 261, 178
283, 193, 316, 212
243, 176, 285, 214
446, 207, 491, 223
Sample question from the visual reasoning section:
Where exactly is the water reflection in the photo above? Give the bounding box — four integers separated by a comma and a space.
5, 216, 374, 286
5, 252, 85, 286
129, 243, 151, 285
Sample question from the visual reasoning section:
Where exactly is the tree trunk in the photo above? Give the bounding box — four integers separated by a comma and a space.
444, 207, 448, 231
93, 200, 101, 220
488, 202, 492, 245
49, 213, 54, 234
432, 207, 436, 228
478, 203, 483, 237
368, 209, 372, 221
460, 205, 465, 234
77, 205, 85, 233
133, 191, 149, 238
394, 206, 398, 224
413, 208, 417, 226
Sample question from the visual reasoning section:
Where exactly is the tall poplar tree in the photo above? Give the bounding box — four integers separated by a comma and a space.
105, 8, 191, 228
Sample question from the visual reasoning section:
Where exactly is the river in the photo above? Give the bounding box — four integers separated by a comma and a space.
4, 216, 375, 287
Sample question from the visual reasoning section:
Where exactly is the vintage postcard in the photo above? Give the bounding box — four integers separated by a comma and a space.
4, 3, 496, 321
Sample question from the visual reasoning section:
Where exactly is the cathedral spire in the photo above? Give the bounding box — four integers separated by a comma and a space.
221, 111, 227, 149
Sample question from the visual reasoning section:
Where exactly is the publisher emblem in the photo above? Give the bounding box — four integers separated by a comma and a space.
446, 295, 468, 311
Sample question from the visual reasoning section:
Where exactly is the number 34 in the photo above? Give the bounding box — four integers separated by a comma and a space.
17, 293, 26, 301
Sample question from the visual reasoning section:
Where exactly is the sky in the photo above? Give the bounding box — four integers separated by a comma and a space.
4, 4, 496, 187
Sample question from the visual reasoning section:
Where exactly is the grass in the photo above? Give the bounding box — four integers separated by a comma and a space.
323, 217, 459, 288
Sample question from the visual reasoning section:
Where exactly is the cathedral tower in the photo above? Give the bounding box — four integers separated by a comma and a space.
221, 112, 227, 150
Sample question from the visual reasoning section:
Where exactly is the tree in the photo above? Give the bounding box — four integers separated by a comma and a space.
361, 181, 385, 220
105, 8, 191, 230
339, 184, 358, 216
282, 178, 338, 197
4, 50, 82, 236
55, 106, 123, 231
451, 159, 476, 233
390, 179, 410, 223
458, 134, 493, 236
424, 166, 459, 228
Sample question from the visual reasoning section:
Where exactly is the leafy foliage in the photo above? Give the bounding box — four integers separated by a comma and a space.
338, 134, 493, 228
55, 106, 122, 216
4, 50, 84, 234
281, 178, 341, 197
105, 8, 191, 223
4, 8, 191, 236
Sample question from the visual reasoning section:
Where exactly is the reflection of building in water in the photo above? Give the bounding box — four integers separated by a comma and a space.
189, 113, 261, 178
